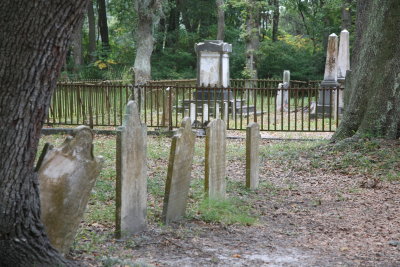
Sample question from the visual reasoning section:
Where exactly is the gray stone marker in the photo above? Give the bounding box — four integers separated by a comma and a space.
162, 118, 196, 224
38, 126, 103, 255
317, 33, 339, 115
205, 119, 227, 198
246, 122, 261, 189
116, 101, 147, 238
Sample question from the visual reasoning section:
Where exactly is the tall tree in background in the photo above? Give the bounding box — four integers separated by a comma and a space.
244, 0, 261, 80
133, 0, 163, 85
0, 0, 88, 265
71, 19, 84, 72
272, 0, 280, 41
216, 0, 225, 40
341, 0, 352, 30
98, 0, 110, 51
333, 0, 400, 140
88, 0, 97, 62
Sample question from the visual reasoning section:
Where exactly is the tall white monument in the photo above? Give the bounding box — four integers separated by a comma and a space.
336, 29, 350, 117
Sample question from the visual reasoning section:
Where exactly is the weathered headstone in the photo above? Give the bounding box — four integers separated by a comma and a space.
190, 103, 196, 124
246, 122, 261, 189
116, 101, 147, 238
38, 126, 103, 255
162, 118, 196, 224
205, 119, 227, 198
317, 33, 339, 116
223, 102, 229, 122
335, 29, 350, 118
203, 103, 209, 122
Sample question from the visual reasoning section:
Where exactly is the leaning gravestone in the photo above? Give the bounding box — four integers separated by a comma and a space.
205, 119, 227, 198
38, 126, 103, 255
116, 101, 147, 238
246, 122, 261, 189
162, 118, 196, 224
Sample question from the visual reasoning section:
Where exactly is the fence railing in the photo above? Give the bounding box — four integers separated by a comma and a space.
140, 84, 341, 132
47, 79, 339, 132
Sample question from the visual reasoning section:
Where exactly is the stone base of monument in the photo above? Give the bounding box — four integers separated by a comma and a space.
310, 104, 334, 119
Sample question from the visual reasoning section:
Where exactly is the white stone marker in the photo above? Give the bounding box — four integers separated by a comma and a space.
246, 122, 261, 189
203, 103, 209, 122
223, 101, 229, 122
162, 118, 196, 224
277, 70, 290, 112
216, 102, 220, 119
335, 29, 350, 118
190, 103, 196, 124
38, 126, 103, 255
318, 33, 339, 114
116, 101, 147, 238
205, 119, 227, 198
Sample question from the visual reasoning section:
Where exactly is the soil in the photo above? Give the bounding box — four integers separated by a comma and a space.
71, 138, 400, 267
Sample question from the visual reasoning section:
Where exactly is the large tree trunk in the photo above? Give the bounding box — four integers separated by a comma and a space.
133, 0, 163, 87
272, 0, 280, 42
341, 0, 352, 30
332, 0, 400, 140
98, 0, 110, 52
0, 0, 88, 266
87, 0, 97, 62
216, 0, 225, 40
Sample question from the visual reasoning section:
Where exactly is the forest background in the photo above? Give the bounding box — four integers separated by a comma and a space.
66, 0, 355, 82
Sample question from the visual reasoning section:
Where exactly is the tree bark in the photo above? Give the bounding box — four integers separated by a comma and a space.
87, 0, 97, 62
272, 0, 280, 42
216, 0, 225, 40
98, 0, 110, 52
332, 0, 400, 140
0, 0, 88, 266
133, 0, 163, 87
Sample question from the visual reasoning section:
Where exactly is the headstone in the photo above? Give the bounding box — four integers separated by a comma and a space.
205, 119, 227, 198
223, 102, 229, 122
116, 101, 147, 238
216, 103, 220, 119
203, 103, 209, 122
190, 103, 196, 124
277, 70, 290, 112
246, 123, 261, 189
335, 29, 350, 118
162, 87, 172, 128
317, 33, 339, 116
38, 126, 103, 255
162, 118, 196, 224
195, 40, 232, 88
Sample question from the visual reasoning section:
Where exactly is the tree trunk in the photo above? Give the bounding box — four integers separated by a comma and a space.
341, 0, 352, 30
245, 0, 260, 81
0, 0, 88, 266
332, 0, 400, 140
216, 0, 225, 40
72, 18, 84, 72
98, 0, 110, 52
88, 0, 97, 62
272, 0, 280, 42
133, 0, 163, 87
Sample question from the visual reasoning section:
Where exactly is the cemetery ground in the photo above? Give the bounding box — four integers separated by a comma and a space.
38, 133, 400, 266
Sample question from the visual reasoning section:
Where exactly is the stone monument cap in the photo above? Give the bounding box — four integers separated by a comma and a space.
195, 40, 232, 54
329, 33, 338, 37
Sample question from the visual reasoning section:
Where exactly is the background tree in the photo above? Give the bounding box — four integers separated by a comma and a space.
88, 0, 97, 62
0, 0, 88, 265
333, 0, 400, 140
216, 0, 225, 40
98, 0, 110, 52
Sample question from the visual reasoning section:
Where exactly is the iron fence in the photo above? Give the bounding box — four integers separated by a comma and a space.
46, 79, 339, 132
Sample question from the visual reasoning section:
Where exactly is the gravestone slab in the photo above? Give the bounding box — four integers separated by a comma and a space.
246, 122, 261, 189
162, 118, 196, 224
38, 126, 103, 255
116, 101, 147, 238
205, 119, 227, 198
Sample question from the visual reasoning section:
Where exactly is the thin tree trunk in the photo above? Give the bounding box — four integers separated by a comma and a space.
72, 18, 84, 72
98, 0, 110, 52
0, 0, 88, 265
88, 0, 97, 62
216, 0, 225, 40
333, 0, 400, 140
341, 0, 352, 30
272, 0, 280, 42
245, 0, 260, 81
